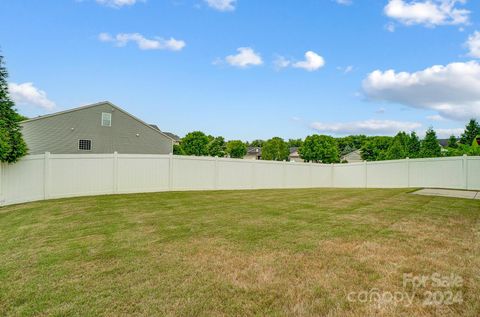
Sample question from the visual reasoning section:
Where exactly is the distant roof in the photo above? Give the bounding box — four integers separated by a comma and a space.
438, 139, 450, 147
149, 124, 160, 131
148, 126, 180, 142
289, 147, 299, 155
163, 132, 181, 141
21, 101, 176, 142
247, 147, 262, 155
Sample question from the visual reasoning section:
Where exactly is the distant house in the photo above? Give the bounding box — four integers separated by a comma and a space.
20, 101, 175, 155
245, 147, 262, 160
341, 149, 363, 163
157, 130, 181, 145
244, 146, 304, 162
438, 139, 450, 148
289, 147, 304, 162
148, 125, 180, 145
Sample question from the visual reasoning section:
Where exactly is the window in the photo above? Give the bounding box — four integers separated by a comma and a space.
101, 112, 112, 127
79, 139, 92, 151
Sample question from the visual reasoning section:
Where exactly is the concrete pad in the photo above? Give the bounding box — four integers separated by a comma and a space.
413, 188, 479, 200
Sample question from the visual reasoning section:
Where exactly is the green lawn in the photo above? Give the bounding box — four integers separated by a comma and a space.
0, 188, 479, 316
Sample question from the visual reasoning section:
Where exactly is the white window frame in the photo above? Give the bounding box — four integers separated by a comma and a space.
78, 139, 92, 151
101, 112, 112, 127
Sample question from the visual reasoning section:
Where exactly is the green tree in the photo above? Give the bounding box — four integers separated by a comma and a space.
406, 132, 421, 158
459, 119, 480, 145
248, 139, 265, 147
0, 53, 27, 163
447, 135, 458, 149
385, 132, 409, 160
180, 131, 209, 156
360, 136, 392, 161
226, 140, 247, 158
287, 138, 303, 148
262, 137, 290, 161
173, 144, 185, 155
207, 136, 226, 157
336, 135, 367, 155
472, 134, 480, 147
299, 135, 339, 163
14, 113, 28, 122
420, 128, 442, 158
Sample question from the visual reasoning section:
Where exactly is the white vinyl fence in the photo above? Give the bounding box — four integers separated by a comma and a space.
0, 153, 479, 206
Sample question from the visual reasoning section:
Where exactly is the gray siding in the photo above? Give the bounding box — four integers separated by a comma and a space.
21, 102, 173, 155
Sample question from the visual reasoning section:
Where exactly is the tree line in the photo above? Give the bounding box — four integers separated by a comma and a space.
173, 120, 480, 163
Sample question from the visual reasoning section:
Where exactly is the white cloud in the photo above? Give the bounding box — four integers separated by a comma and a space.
96, 0, 140, 8
292, 51, 325, 71
362, 61, 480, 121
433, 127, 464, 138
426, 114, 445, 121
98, 33, 185, 51
466, 31, 480, 58
376, 107, 386, 114
224, 47, 263, 68
337, 65, 354, 73
310, 119, 422, 135
384, 0, 470, 27
385, 22, 396, 32
205, 0, 236, 11
335, 0, 352, 5
8, 82, 56, 110
273, 56, 291, 70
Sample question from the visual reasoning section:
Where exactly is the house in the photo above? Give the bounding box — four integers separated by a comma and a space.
438, 139, 450, 148
289, 147, 304, 162
244, 147, 305, 162
244, 147, 262, 160
341, 149, 363, 163
20, 101, 174, 155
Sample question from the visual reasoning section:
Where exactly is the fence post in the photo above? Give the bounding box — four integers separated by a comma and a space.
406, 157, 410, 188
330, 163, 335, 188
309, 162, 313, 188
168, 153, 174, 191
113, 152, 118, 194
44, 152, 50, 200
250, 161, 255, 189
364, 160, 368, 188
0, 162, 3, 206
463, 154, 468, 190
214, 156, 219, 190
282, 160, 287, 188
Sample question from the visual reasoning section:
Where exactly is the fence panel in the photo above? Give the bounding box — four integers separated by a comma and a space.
172, 156, 216, 190
333, 163, 365, 188
117, 154, 170, 193
2, 155, 45, 205
367, 160, 409, 188
285, 163, 312, 188
217, 159, 254, 190
467, 157, 480, 190
48, 154, 115, 199
409, 157, 464, 189
310, 164, 333, 188
251, 161, 284, 189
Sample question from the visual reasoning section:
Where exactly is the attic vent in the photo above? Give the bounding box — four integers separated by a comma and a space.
101, 112, 112, 127
78, 139, 92, 151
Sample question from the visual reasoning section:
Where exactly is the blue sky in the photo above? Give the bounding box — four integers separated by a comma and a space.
1, 0, 480, 140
